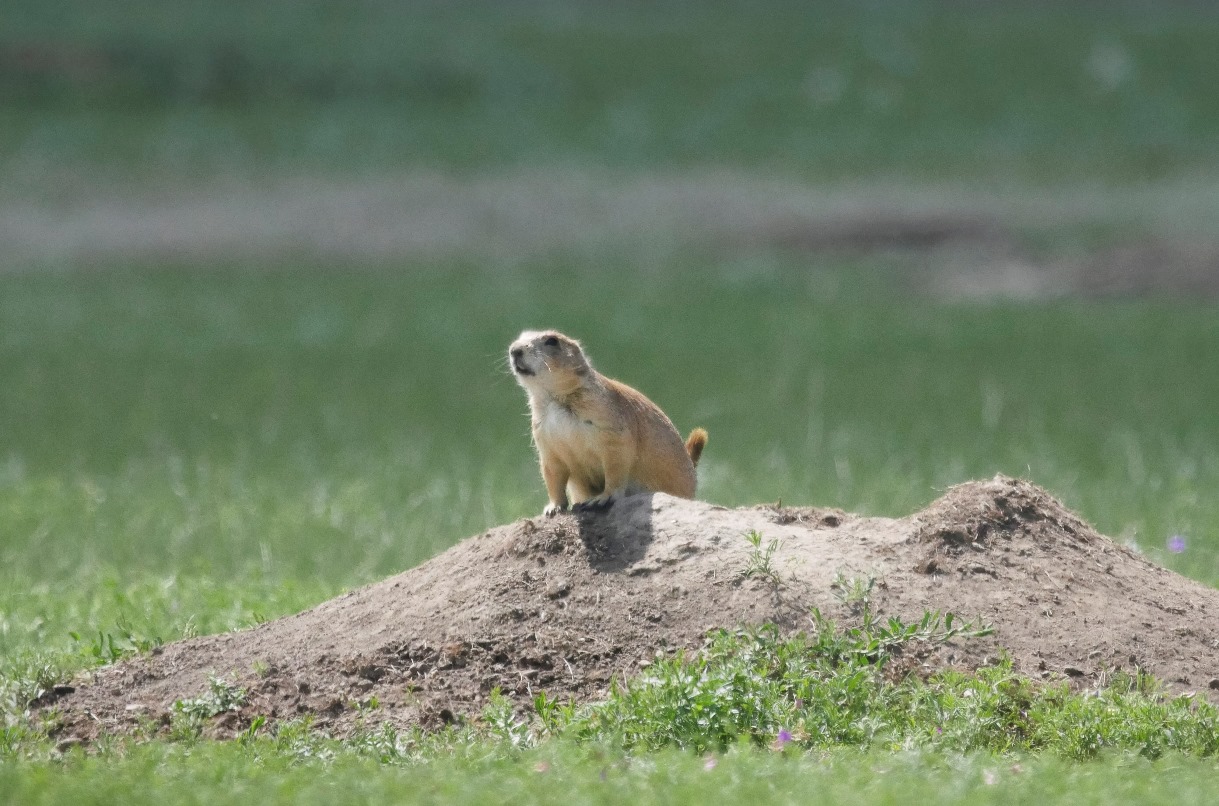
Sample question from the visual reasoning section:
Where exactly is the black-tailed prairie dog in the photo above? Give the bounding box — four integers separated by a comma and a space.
509, 330, 708, 516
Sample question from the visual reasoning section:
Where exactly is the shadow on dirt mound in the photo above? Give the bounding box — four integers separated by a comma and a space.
42, 476, 1219, 743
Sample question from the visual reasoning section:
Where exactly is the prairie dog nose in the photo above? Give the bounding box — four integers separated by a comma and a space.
510, 347, 524, 360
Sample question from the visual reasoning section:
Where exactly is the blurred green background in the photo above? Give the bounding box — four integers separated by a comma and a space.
4, 1, 1219, 180
2, 1, 1217, 666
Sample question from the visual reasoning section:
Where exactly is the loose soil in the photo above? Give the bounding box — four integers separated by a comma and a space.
42, 476, 1219, 743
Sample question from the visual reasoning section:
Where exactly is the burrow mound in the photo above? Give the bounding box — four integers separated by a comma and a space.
42, 476, 1219, 743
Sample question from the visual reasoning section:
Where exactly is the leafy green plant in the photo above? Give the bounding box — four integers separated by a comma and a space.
831, 571, 878, 614
819, 609, 994, 667
533, 691, 577, 739
482, 690, 534, 750
540, 611, 1218, 760
237, 715, 266, 747
0, 652, 69, 719
561, 612, 990, 753
741, 531, 784, 586
70, 626, 162, 665
169, 676, 248, 741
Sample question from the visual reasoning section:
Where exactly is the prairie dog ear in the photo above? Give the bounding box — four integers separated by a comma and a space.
560, 335, 592, 373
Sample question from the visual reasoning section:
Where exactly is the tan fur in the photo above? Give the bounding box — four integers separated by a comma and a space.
509, 330, 707, 516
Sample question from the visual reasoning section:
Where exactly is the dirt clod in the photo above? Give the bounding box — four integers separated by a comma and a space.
44, 476, 1219, 742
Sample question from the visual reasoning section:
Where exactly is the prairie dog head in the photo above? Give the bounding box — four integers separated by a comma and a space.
509, 330, 592, 398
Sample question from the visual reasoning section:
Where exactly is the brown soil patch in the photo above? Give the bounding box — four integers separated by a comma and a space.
42, 476, 1219, 743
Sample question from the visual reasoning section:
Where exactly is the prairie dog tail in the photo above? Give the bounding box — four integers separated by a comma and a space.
685, 428, 708, 467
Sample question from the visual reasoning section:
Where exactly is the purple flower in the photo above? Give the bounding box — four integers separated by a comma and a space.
1167, 535, 1187, 554
772, 728, 794, 751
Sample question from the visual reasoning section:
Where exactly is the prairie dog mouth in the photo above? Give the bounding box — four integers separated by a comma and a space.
511, 354, 534, 376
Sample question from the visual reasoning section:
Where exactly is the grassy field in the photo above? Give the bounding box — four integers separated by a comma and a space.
4, 742, 1218, 806
3, 1, 1219, 183
3, 263, 1216, 585
4, 0, 1219, 802
3, 260, 1218, 798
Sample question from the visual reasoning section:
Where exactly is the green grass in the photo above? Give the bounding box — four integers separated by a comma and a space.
3, 1, 1219, 182
8, 625, 1219, 802
3, 261, 1216, 586
3, 258, 1217, 782
1, 260, 1217, 691
5, 742, 1219, 806
558, 621, 1218, 759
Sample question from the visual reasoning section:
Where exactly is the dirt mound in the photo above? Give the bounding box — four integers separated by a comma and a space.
42, 476, 1219, 742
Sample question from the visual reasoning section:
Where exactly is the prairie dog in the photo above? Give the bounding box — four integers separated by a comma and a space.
509, 330, 707, 516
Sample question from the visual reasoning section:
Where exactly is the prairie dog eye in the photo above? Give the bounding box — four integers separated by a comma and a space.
542, 336, 560, 348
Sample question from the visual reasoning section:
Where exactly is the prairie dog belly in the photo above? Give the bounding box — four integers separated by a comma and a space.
533, 402, 612, 493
